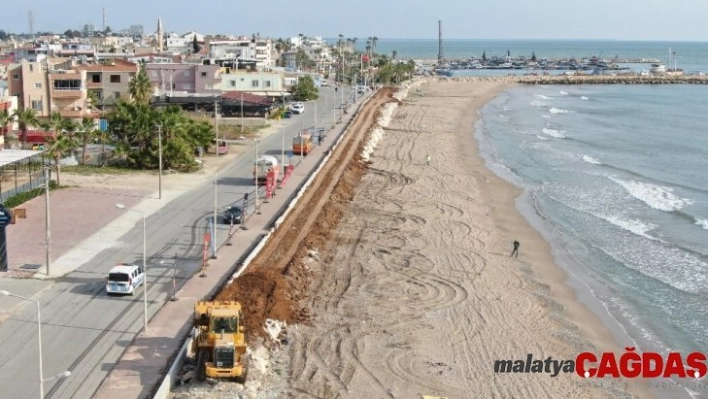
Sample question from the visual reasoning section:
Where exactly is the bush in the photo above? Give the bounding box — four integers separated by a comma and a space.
2, 181, 59, 209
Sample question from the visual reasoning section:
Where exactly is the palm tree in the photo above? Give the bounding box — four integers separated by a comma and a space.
129, 61, 153, 105
392, 50, 398, 60
372, 36, 379, 63
45, 129, 76, 186
12, 108, 39, 148
77, 117, 98, 165
0, 110, 11, 148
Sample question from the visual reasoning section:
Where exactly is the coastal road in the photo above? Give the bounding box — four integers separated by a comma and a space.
0, 84, 358, 399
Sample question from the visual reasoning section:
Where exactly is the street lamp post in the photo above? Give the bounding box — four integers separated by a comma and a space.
212, 169, 217, 259
115, 204, 148, 332
280, 122, 285, 182
255, 140, 261, 215
0, 290, 71, 399
44, 167, 51, 276
157, 125, 163, 200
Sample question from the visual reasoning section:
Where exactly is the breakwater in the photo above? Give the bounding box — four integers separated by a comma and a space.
434, 75, 708, 85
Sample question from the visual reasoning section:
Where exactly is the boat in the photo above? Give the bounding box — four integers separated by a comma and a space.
666, 47, 684, 76
650, 63, 666, 74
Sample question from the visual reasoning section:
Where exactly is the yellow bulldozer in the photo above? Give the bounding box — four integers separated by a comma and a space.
192, 300, 248, 382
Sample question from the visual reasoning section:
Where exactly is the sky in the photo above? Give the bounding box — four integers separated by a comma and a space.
4, 0, 708, 41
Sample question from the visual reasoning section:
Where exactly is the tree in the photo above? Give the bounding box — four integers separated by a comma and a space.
77, 117, 99, 165
0, 110, 11, 147
44, 127, 76, 186
482, 51, 487, 61
192, 36, 201, 53
12, 108, 39, 148
291, 76, 319, 101
0, 30, 9, 40
531, 51, 537, 62
129, 61, 153, 105
392, 50, 398, 60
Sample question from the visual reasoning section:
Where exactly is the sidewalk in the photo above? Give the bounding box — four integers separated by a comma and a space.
94, 97, 368, 398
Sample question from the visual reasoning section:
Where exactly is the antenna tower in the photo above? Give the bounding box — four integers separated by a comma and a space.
437, 20, 444, 66
102, 8, 106, 32
28, 11, 34, 36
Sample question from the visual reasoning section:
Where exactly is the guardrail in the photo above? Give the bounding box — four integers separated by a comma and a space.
152, 90, 378, 399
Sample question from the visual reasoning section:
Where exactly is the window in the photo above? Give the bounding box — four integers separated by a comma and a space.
29, 64, 33, 72
92, 74, 101, 83
251, 80, 259, 88
114, 91, 120, 99
110, 75, 121, 83
12, 73, 19, 80
201, 72, 207, 78
31, 100, 43, 112
35, 83, 42, 89
264, 80, 271, 88
230, 80, 236, 87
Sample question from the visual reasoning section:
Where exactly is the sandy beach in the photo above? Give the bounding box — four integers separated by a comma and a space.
287, 79, 649, 398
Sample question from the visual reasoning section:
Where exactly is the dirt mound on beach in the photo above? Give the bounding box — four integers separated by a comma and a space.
216, 88, 398, 339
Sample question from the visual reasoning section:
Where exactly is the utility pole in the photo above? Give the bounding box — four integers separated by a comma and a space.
255, 140, 261, 215
212, 168, 217, 259
437, 20, 444, 67
281, 123, 285, 179
214, 101, 219, 157
44, 168, 51, 276
240, 92, 244, 136
157, 125, 162, 199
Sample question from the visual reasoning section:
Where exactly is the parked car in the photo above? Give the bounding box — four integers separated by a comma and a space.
106, 264, 145, 296
320, 80, 329, 87
223, 206, 243, 224
289, 102, 305, 114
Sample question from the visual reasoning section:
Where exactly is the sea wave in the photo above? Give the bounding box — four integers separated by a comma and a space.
559, 90, 569, 95
530, 100, 548, 107
549, 107, 569, 114
601, 214, 659, 240
534, 94, 551, 100
581, 96, 589, 100
536, 135, 550, 141
542, 115, 550, 119
695, 218, 708, 230
609, 177, 694, 212
542, 128, 566, 138
582, 155, 602, 164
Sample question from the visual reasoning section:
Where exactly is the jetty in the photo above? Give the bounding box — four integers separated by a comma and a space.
435, 74, 708, 85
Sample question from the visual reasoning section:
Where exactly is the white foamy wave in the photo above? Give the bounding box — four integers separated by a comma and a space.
542, 114, 550, 119
541, 128, 566, 138
695, 218, 708, 230
534, 94, 551, 100
602, 215, 658, 240
549, 107, 569, 114
581, 96, 589, 100
559, 90, 569, 95
609, 177, 694, 212
582, 155, 602, 164
536, 135, 550, 140
530, 100, 548, 107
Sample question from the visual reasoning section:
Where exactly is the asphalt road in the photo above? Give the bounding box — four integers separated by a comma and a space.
0, 85, 359, 399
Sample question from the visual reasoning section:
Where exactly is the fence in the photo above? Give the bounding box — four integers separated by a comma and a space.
0, 169, 50, 204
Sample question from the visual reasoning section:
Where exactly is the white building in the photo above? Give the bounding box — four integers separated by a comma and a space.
219, 70, 286, 96
166, 33, 188, 51
209, 38, 275, 68
182, 31, 205, 43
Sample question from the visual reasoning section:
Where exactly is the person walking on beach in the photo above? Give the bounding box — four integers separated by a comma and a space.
510, 240, 520, 258
426, 154, 431, 166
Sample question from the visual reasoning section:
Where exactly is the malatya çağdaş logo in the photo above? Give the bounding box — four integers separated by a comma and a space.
494, 349, 707, 379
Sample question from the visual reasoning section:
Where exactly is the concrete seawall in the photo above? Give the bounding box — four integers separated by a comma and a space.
435, 75, 708, 85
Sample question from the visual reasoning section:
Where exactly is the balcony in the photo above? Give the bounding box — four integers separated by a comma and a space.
86, 81, 103, 89
57, 109, 87, 118
51, 87, 84, 98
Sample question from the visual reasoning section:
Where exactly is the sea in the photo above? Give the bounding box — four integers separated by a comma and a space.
357, 39, 708, 393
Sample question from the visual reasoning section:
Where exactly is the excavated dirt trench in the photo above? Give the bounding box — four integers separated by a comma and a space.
216, 88, 398, 338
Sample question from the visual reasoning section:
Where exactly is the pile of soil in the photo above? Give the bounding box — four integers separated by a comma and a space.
216, 88, 398, 339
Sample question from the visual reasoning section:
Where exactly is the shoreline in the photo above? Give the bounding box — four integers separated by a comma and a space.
422, 78, 653, 397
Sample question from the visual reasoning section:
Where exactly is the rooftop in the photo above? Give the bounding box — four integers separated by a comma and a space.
74, 59, 138, 72
0, 149, 46, 168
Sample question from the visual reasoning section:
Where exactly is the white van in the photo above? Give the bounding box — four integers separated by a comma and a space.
106, 264, 145, 295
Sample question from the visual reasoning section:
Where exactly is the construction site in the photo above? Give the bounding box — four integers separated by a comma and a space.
172, 86, 402, 398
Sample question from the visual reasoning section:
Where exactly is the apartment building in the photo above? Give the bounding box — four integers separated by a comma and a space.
7, 61, 50, 117
75, 59, 138, 108
209, 38, 275, 68
146, 63, 221, 95
47, 68, 90, 119
219, 69, 287, 97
